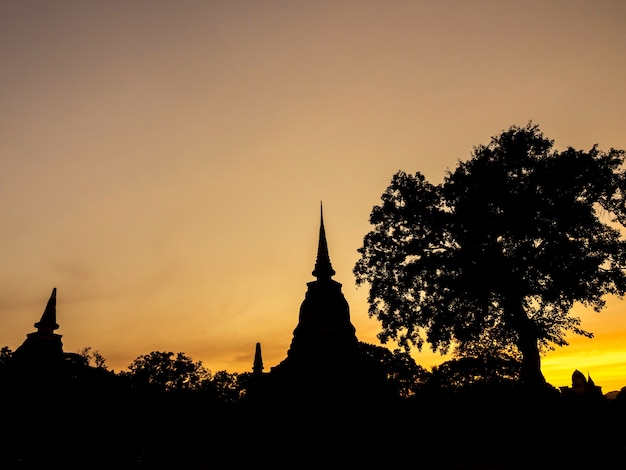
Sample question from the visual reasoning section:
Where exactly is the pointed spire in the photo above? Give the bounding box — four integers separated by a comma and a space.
588, 372, 595, 387
34, 287, 59, 331
253, 342, 264, 374
312, 201, 336, 279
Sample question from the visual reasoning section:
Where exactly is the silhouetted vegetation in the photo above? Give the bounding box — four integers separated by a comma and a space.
429, 353, 521, 390
3, 123, 626, 468
354, 122, 626, 387
1, 342, 625, 469
357, 341, 430, 398
120, 350, 214, 393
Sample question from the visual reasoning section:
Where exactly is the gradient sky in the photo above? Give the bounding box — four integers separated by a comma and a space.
2, 1, 626, 392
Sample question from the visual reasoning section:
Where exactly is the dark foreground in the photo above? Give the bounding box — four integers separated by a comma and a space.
1, 384, 624, 470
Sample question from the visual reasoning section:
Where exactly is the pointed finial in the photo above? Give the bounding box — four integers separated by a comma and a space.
253, 342, 264, 374
34, 287, 59, 331
312, 201, 335, 279
587, 372, 595, 386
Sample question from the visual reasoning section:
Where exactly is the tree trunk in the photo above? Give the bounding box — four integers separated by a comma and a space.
518, 327, 546, 387
507, 299, 546, 387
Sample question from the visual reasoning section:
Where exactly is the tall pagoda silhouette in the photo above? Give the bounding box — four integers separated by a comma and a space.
281, 203, 359, 366
259, 203, 387, 404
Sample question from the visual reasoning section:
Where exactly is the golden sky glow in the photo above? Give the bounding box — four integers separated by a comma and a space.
1, 1, 626, 392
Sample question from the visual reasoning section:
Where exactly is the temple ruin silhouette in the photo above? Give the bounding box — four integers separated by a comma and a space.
5, 203, 388, 404
11, 287, 64, 369
559, 369, 603, 399
248, 202, 389, 404
3, 205, 626, 469
4, 204, 617, 406
6, 287, 96, 388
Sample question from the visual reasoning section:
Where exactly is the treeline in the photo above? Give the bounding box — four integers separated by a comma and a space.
4, 121, 626, 469
0, 341, 563, 402
1, 343, 626, 469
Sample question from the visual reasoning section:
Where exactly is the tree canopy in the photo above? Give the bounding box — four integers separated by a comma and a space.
123, 351, 212, 392
357, 342, 430, 398
354, 122, 626, 386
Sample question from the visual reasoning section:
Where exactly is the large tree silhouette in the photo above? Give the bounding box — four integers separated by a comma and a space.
354, 122, 626, 386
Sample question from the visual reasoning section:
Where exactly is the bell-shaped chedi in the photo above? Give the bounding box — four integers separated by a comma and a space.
283, 203, 359, 368
12, 287, 65, 370
267, 204, 386, 405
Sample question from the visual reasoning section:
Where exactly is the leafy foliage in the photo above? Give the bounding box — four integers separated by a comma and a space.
430, 354, 522, 390
123, 351, 212, 392
212, 370, 245, 402
358, 342, 430, 398
354, 122, 626, 384
78, 346, 108, 370
0, 346, 12, 366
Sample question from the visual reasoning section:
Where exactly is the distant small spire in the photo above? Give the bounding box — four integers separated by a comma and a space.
34, 287, 59, 331
312, 201, 335, 279
588, 372, 595, 387
253, 342, 264, 374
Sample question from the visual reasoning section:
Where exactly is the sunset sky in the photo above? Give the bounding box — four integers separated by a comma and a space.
2, 1, 626, 393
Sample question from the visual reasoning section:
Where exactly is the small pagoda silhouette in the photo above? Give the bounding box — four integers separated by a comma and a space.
559, 369, 603, 399
11, 287, 65, 371
7, 288, 98, 389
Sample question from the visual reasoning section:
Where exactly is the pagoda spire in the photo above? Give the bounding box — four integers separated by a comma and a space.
34, 287, 59, 332
253, 342, 264, 375
312, 201, 335, 279
12, 287, 64, 368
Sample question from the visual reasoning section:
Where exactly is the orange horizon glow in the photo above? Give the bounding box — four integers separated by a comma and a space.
1, 1, 626, 395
